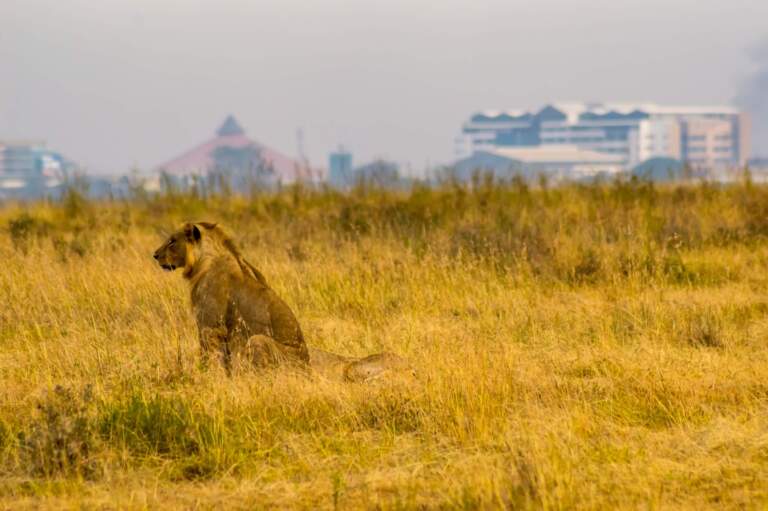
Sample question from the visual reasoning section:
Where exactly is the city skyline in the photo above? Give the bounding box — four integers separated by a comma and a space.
1, 0, 767, 175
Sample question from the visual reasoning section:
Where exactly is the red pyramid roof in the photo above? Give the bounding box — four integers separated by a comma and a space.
158, 117, 313, 182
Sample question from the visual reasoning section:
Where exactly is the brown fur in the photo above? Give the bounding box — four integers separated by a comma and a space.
154, 222, 415, 382
154, 222, 308, 372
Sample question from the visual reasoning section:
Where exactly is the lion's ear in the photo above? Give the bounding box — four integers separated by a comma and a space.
184, 223, 202, 243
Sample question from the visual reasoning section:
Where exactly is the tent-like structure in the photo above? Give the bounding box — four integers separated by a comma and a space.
631, 158, 686, 182
157, 116, 319, 184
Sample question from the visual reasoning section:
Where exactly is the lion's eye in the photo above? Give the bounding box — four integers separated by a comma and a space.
168, 240, 175, 246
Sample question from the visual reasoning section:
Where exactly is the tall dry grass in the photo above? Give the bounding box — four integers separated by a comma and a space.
1, 179, 768, 509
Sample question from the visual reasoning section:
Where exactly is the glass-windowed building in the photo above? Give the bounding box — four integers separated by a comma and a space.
0, 141, 71, 198
457, 103, 751, 170
328, 147, 353, 187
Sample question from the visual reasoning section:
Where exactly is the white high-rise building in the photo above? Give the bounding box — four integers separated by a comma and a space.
457, 103, 751, 170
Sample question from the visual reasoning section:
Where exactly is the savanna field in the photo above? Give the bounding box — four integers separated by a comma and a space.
3, 178, 768, 509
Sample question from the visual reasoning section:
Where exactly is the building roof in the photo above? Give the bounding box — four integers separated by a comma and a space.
632, 157, 686, 181
469, 102, 742, 124
644, 104, 740, 116
216, 115, 245, 137
353, 159, 399, 175
490, 145, 624, 164
452, 146, 625, 181
158, 116, 314, 182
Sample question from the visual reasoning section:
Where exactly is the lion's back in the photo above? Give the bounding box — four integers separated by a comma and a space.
190, 250, 307, 360
218, 263, 305, 354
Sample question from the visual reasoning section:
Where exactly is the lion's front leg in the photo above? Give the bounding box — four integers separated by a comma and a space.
199, 325, 229, 371
231, 334, 310, 372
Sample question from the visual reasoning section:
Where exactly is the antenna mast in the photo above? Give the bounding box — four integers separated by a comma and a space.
296, 128, 311, 181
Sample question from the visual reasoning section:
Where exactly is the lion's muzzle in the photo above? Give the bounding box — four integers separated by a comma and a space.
153, 250, 176, 271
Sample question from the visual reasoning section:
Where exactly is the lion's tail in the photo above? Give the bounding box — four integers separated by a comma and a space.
308, 346, 415, 383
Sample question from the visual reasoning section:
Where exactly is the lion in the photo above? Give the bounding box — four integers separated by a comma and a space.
153, 222, 414, 382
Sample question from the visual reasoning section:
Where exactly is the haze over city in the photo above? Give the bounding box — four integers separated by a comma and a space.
1, 0, 767, 175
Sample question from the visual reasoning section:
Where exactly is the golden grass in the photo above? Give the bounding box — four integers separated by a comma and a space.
2, 180, 768, 509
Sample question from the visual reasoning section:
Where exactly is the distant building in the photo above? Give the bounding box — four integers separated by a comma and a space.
747, 157, 768, 181
328, 147, 353, 187
0, 141, 72, 199
352, 159, 401, 186
158, 115, 320, 189
457, 103, 751, 172
452, 146, 624, 182
631, 158, 689, 182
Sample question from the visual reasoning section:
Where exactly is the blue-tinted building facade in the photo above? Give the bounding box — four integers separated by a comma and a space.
328, 148, 353, 187
457, 103, 750, 169
0, 141, 72, 199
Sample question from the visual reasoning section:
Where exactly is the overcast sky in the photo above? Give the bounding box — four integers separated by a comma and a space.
1, 0, 767, 175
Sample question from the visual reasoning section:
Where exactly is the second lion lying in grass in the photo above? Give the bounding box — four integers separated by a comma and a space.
153, 222, 414, 383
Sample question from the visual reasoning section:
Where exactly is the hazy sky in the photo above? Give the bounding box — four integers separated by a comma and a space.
1, 0, 767, 175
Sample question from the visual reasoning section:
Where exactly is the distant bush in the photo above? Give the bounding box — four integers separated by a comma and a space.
7, 213, 52, 254
19, 385, 100, 478
5, 178, 768, 287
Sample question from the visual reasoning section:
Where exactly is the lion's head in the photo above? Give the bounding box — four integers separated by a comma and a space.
153, 223, 201, 272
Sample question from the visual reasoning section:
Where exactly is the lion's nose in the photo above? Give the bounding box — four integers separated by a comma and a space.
153, 252, 160, 260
